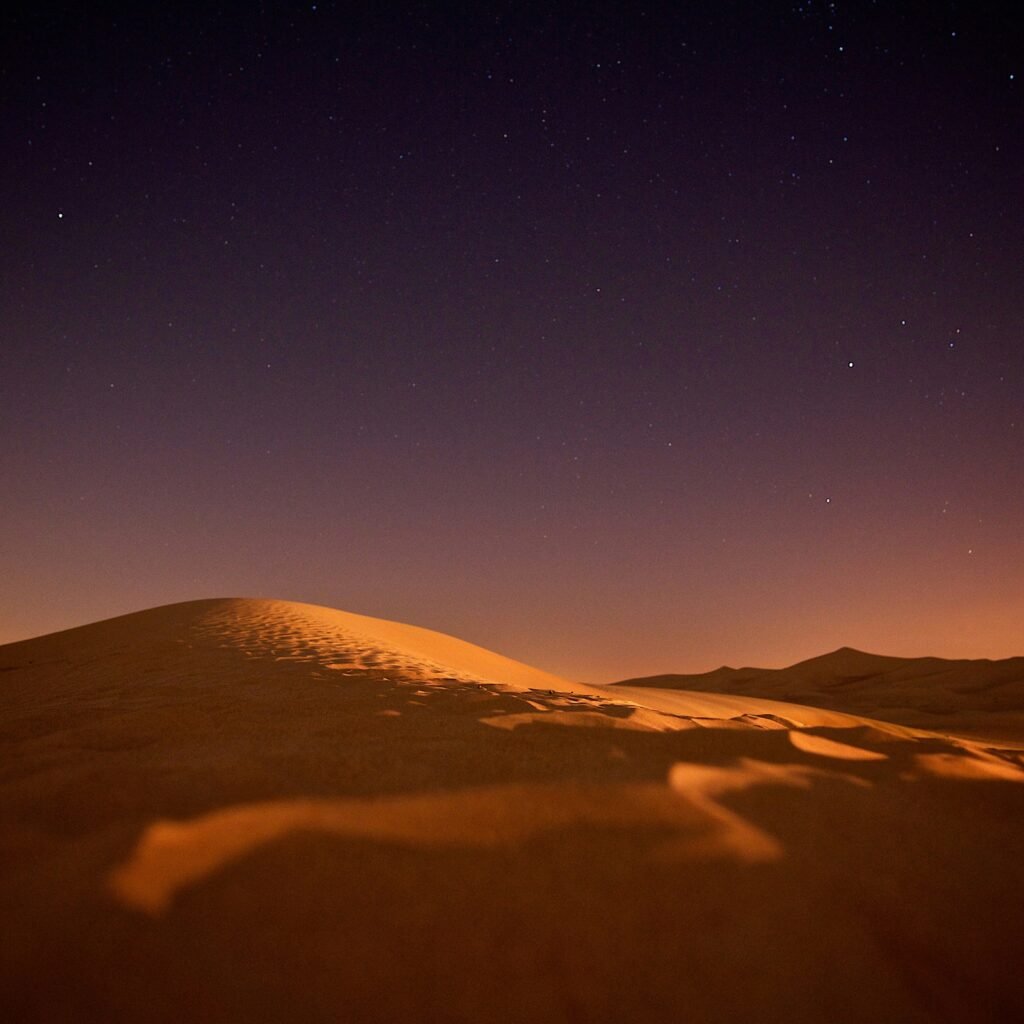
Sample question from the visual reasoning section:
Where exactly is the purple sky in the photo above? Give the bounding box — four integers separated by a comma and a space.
2, 1, 1021, 680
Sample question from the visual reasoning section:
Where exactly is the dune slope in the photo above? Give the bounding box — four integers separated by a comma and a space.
2, 598, 1023, 1023
615, 646, 1024, 743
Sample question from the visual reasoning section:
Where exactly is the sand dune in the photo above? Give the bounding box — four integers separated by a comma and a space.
2, 598, 1023, 1022
614, 645, 1024, 744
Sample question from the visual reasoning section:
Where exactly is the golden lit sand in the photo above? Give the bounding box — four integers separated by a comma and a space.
2, 598, 1023, 1022
616, 646, 1024, 744
108, 766, 819, 916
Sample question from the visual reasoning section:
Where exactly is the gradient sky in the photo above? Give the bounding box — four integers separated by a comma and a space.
2, 1, 1021, 681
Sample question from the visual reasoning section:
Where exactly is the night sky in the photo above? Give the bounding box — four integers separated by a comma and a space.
2, 1, 1021, 680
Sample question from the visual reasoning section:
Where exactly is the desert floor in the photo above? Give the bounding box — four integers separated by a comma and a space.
2, 599, 1022, 1022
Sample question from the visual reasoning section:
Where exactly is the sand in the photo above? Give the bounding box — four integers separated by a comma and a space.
614, 646, 1024, 745
1, 598, 1022, 1022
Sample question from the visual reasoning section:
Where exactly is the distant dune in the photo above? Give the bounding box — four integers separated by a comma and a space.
614, 646, 1024, 744
2, 599, 1023, 1022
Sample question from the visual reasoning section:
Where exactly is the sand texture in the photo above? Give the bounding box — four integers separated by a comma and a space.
614, 646, 1024, 745
2, 598, 1023, 1022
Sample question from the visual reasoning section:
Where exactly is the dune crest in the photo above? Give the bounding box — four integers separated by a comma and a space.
788, 731, 888, 761
615, 645, 1024, 744
194, 598, 577, 692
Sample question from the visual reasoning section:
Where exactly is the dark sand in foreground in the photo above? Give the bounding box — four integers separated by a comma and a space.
2, 599, 1022, 1022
